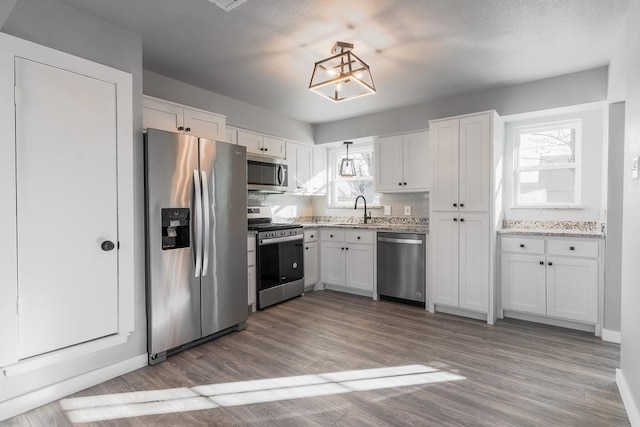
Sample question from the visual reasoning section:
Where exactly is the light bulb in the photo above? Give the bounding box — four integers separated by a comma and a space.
327, 69, 337, 76
355, 71, 363, 78
336, 82, 343, 92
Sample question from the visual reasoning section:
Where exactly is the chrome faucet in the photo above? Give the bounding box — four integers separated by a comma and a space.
354, 195, 372, 224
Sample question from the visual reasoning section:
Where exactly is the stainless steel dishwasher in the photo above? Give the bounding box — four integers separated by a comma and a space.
377, 232, 426, 305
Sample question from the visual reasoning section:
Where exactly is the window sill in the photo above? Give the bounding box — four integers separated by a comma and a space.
511, 205, 585, 210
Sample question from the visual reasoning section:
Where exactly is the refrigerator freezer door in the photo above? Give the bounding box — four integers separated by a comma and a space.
199, 139, 248, 336
145, 129, 201, 356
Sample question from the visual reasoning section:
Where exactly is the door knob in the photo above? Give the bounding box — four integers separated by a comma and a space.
101, 240, 115, 251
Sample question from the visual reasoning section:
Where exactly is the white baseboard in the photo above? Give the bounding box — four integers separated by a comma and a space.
602, 329, 622, 344
617, 368, 640, 426
0, 353, 148, 422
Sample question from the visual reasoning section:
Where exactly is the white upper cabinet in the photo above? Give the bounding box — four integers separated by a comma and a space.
143, 96, 226, 141
430, 114, 491, 212
286, 142, 312, 193
238, 130, 285, 158
311, 147, 327, 195
375, 131, 429, 192
225, 125, 238, 144
285, 142, 327, 195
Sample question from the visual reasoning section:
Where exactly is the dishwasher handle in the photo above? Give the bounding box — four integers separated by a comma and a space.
377, 237, 423, 245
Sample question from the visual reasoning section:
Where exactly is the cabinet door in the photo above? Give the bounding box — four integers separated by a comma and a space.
142, 97, 183, 133
375, 135, 404, 192
287, 142, 312, 193
345, 245, 373, 291
430, 212, 459, 306
546, 257, 598, 323
320, 241, 346, 286
237, 130, 263, 155
430, 119, 459, 211
459, 114, 491, 212
304, 241, 319, 287
458, 213, 489, 312
402, 131, 430, 191
15, 58, 119, 359
311, 147, 327, 195
183, 107, 225, 141
225, 126, 238, 144
262, 136, 286, 158
501, 253, 546, 315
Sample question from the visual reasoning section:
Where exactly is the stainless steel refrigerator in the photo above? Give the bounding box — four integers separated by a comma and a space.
144, 128, 248, 365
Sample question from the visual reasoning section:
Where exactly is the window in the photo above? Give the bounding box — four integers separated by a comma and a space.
514, 120, 581, 207
328, 145, 380, 207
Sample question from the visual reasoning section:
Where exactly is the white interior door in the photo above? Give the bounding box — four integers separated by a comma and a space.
15, 58, 119, 359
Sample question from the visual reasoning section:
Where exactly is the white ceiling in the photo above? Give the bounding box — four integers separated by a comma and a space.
55, 0, 630, 124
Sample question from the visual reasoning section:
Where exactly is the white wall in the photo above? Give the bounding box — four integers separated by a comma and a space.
502, 105, 607, 221
313, 67, 609, 144
143, 70, 314, 144
615, 0, 640, 423
605, 102, 625, 333
0, 0, 146, 405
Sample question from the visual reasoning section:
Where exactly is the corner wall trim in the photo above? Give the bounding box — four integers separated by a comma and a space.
617, 368, 640, 426
0, 353, 148, 422
602, 329, 622, 344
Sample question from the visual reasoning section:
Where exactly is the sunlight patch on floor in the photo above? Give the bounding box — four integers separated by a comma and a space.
60, 364, 466, 423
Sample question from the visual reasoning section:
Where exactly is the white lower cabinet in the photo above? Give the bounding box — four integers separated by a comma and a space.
320, 229, 374, 294
430, 212, 489, 313
247, 235, 256, 312
500, 236, 600, 326
304, 230, 319, 288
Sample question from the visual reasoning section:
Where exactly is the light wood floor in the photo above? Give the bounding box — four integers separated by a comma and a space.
3, 290, 629, 426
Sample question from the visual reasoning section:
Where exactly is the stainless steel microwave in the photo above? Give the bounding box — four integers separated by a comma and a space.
247, 154, 288, 193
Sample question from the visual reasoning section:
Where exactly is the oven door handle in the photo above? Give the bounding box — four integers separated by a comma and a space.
259, 235, 303, 245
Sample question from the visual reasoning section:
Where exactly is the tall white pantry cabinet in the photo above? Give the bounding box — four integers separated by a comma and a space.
0, 33, 135, 375
429, 111, 504, 324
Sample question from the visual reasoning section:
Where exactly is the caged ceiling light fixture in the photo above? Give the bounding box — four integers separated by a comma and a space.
339, 141, 357, 177
309, 41, 376, 103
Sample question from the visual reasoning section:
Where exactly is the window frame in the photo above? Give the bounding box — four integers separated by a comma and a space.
513, 119, 583, 208
327, 144, 379, 208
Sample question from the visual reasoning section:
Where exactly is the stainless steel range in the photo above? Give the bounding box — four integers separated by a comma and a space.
248, 207, 304, 309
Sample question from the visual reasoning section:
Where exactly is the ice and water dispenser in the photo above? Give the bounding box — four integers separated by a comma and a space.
161, 208, 190, 250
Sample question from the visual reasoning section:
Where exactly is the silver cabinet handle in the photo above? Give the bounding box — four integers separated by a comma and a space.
193, 169, 203, 278
200, 170, 210, 277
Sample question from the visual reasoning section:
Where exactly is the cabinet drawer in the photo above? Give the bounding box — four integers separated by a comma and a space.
501, 237, 544, 254
304, 229, 318, 242
346, 230, 373, 244
320, 229, 345, 241
547, 239, 598, 258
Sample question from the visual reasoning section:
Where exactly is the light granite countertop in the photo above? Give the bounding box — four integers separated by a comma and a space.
298, 222, 428, 234
498, 220, 605, 238
497, 228, 604, 238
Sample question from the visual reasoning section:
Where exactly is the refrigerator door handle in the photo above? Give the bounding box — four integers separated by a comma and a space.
193, 169, 203, 278
200, 170, 210, 277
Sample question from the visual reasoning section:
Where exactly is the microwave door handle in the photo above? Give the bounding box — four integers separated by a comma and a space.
193, 169, 203, 278
278, 165, 286, 186
200, 170, 210, 277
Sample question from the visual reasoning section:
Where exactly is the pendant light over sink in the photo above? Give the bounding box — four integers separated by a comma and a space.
309, 41, 376, 103
339, 141, 356, 177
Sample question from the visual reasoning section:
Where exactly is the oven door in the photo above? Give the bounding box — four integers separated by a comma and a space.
256, 234, 304, 309
257, 235, 304, 291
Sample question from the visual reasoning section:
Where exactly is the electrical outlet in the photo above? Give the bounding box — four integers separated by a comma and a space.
404, 206, 411, 215
384, 205, 391, 215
